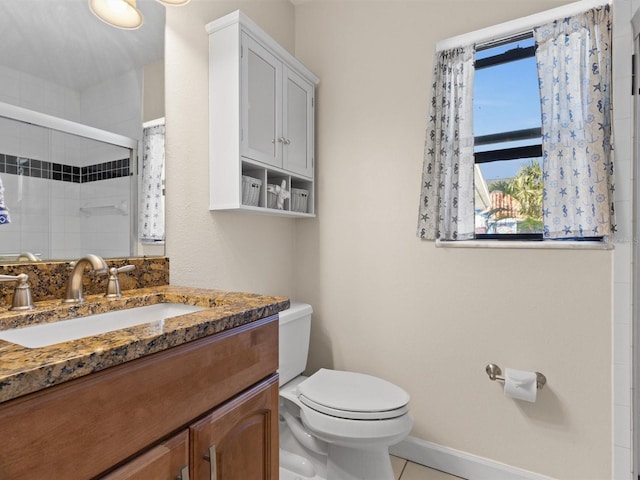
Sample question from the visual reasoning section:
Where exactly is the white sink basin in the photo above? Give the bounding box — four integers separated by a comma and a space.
0, 303, 205, 348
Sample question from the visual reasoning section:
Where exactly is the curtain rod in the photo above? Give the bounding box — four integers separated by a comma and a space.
435, 0, 611, 52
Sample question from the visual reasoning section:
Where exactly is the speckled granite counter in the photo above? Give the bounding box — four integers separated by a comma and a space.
0, 286, 289, 403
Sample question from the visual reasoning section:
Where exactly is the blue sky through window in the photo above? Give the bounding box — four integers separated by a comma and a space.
473, 37, 542, 180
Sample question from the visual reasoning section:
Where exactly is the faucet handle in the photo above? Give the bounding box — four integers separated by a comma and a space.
0, 273, 34, 311
105, 265, 136, 298
115, 265, 136, 274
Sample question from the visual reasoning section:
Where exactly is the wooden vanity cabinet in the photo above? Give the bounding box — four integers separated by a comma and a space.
106, 377, 279, 480
0, 316, 279, 480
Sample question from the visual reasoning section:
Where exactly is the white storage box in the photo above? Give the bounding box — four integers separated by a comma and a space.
242, 175, 262, 206
291, 188, 309, 213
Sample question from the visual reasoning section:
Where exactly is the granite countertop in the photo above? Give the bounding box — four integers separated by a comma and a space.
0, 286, 289, 403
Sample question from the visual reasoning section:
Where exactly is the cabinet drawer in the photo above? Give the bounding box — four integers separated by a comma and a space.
0, 316, 278, 480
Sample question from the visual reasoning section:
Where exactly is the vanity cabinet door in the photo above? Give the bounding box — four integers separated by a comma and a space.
101, 430, 190, 480
241, 33, 283, 168
190, 375, 279, 480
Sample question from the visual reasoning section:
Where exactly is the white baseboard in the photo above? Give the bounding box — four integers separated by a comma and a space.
389, 436, 555, 480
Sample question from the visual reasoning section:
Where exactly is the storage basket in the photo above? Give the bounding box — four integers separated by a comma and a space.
267, 184, 278, 209
291, 188, 309, 213
242, 175, 262, 206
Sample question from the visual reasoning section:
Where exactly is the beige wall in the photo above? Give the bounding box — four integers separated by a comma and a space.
293, 2, 612, 479
166, 1, 614, 478
143, 59, 165, 123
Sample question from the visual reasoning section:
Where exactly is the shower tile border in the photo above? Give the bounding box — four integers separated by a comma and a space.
0, 153, 130, 184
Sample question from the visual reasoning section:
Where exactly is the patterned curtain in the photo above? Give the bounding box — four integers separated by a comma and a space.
0, 175, 10, 225
139, 124, 165, 242
534, 5, 614, 239
417, 46, 475, 241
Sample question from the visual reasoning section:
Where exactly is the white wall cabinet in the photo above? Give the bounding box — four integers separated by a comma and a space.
207, 11, 319, 217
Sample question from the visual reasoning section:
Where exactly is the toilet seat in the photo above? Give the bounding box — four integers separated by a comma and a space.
299, 403, 414, 446
297, 369, 409, 420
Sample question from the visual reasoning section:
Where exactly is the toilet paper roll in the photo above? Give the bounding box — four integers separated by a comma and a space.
504, 368, 537, 403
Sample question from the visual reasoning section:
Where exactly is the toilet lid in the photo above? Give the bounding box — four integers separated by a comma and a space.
297, 369, 410, 420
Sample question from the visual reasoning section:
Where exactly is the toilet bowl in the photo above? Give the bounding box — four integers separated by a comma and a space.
278, 303, 413, 480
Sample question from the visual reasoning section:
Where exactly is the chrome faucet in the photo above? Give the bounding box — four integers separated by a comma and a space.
63, 255, 108, 304
0, 273, 34, 311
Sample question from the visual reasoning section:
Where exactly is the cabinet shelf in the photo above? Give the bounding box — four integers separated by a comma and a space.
219, 204, 316, 218
207, 10, 318, 217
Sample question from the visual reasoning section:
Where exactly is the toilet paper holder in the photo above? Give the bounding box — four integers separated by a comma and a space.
485, 364, 546, 390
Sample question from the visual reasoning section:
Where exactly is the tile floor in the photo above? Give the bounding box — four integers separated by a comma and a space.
391, 455, 465, 480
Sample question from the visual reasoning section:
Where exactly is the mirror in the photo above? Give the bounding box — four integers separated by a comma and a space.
0, 0, 165, 263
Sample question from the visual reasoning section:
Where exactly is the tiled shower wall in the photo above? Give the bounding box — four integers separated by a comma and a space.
0, 166, 132, 260
0, 65, 141, 260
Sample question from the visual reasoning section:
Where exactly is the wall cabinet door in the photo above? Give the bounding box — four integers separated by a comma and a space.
242, 33, 282, 168
240, 32, 315, 177
283, 68, 314, 178
101, 430, 190, 480
190, 375, 279, 480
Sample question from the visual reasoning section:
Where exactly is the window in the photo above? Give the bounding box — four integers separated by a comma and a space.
473, 35, 544, 240
417, 5, 614, 244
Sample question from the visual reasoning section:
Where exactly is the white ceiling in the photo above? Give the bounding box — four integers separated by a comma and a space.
0, 0, 165, 91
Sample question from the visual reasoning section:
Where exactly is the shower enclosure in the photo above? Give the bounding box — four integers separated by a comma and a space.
0, 102, 137, 261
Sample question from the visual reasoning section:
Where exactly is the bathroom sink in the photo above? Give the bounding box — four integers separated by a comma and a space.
0, 303, 205, 348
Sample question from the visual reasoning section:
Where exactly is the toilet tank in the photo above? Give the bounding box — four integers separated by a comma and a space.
278, 302, 313, 386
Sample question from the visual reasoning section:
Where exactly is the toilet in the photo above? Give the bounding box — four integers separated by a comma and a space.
278, 302, 413, 480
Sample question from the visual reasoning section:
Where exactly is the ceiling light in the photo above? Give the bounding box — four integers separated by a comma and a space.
89, 0, 191, 30
88, 0, 144, 30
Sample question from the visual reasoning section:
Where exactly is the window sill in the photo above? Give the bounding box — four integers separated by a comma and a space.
435, 239, 613, 250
